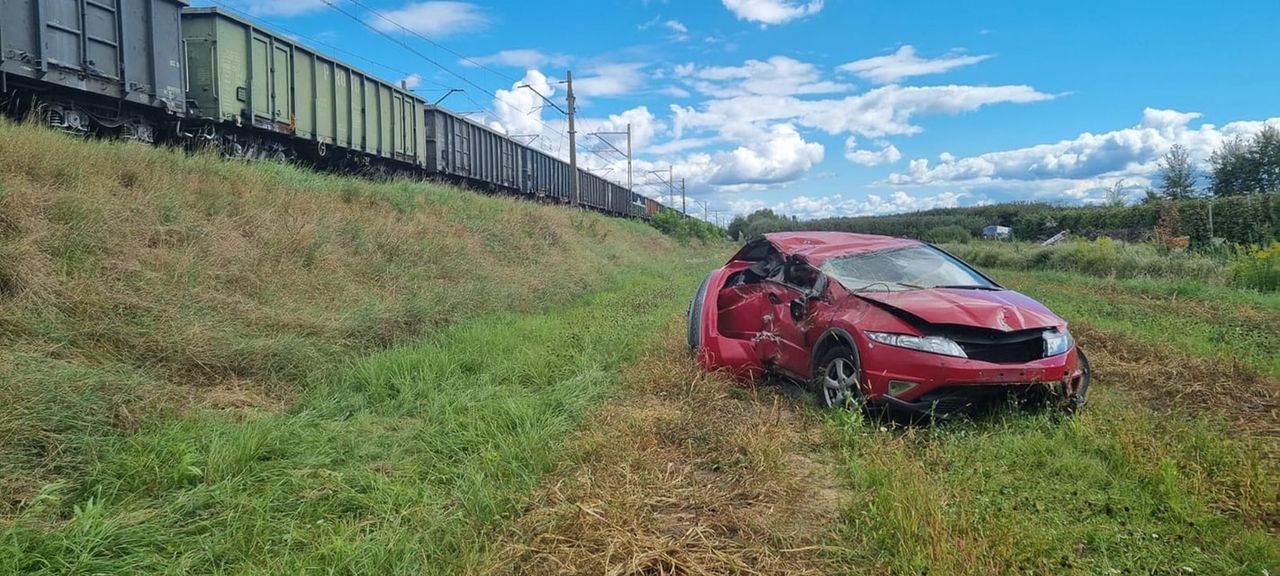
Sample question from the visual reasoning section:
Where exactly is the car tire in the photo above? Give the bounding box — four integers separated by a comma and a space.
687, 273, 713, 353
813, 345, 864, 410
1067, 347, 1092, 413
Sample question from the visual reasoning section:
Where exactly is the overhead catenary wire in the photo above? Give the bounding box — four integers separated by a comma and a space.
315, 0, 567, 142
344, 0, 522, 85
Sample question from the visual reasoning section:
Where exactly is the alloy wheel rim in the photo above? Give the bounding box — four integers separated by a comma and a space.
823, 357, 860, 409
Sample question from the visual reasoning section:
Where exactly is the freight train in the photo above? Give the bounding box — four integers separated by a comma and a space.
0, 1, 666, 218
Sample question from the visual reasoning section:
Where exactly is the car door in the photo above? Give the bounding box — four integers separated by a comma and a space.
760, 260, 824, 377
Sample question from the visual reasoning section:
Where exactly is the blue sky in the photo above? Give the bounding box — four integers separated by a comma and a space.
199, 0, 1280, 223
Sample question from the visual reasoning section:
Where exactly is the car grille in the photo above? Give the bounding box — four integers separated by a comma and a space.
957, 334, 1045, 363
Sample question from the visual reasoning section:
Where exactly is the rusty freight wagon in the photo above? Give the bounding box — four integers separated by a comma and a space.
0, 0, 188, 141
181, 8, 425, 167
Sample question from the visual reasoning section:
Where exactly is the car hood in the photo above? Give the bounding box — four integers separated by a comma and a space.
854, 288, 1063, 331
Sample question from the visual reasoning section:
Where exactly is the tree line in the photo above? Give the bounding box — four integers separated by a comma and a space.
728, 194, 1280, 248
1156, 125, 1280, 199
728, 125, 1280, 247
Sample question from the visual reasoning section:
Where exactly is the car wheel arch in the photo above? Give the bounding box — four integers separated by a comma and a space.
810, 327, 859, 379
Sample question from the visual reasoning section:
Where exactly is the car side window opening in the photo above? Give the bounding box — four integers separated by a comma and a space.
782, 261, 820, 291
820, 245, 996, 292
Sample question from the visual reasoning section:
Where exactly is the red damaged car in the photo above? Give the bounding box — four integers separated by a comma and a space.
688, 232, 1090, 415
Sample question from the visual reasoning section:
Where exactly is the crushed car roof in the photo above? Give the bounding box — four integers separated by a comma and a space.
763, 232, 920, 265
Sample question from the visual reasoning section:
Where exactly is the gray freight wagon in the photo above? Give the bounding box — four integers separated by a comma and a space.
0, 0, 188, 140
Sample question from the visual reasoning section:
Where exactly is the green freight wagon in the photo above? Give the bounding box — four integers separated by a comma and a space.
181, 8, 425, 167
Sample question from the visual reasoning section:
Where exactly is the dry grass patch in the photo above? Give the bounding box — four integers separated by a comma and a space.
493, 321, 843, 576
1074, 324, 1280, 439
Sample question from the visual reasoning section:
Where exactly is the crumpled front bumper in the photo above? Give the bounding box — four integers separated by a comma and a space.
862, 344, 1088, 416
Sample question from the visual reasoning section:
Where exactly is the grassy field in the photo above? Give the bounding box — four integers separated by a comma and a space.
2, 264, 721, 574
2, 119, 1277, 574
0, 119, 727, 572
477, 266, 1279, 576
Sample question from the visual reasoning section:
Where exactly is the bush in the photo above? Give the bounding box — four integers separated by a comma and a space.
942, 239, 1226, 282
651, 209, 724, 244
923, 225, 972, 244
1228, 241, 1280, 292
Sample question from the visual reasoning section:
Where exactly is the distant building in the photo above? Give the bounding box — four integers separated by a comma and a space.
983, 225, 1012, 240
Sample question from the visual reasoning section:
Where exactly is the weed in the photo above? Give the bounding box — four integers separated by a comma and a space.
1229, 241, 1280, 292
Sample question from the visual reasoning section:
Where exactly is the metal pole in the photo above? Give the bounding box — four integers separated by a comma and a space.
681, 177, 687, 216
626, 123, 633, 193
567, 71, 579, 206
670, 165, 680, 208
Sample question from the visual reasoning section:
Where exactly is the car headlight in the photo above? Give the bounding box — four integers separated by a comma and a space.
866, 331, 967, 358
1043, 328, 1073, 357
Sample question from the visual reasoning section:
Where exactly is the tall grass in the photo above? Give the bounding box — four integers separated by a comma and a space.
1228, 241, 1280, 292
945, 238, 1226, 282
1, 264, 717, 574
0, 118, 722, 517
826, 387, 1278, 575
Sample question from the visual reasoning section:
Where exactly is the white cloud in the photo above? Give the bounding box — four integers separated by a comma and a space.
845, 137, 902, 166
707, 124, 825, 186
466, 49, 570, 70
370, 2, 488, 38
731, 190, 968, 219
721, 0, 824, 26
672, 83, 1053, 139
659, 86, 692, 99
839, 45, 992, 84
639, 17, 691, 40
580, 107, 664, 152
575, 63, 648, 99
214, 0, 326, 16
490, 70, 557, 139
674, 56, 853, 98
629, 123, 824, 196
400, 73, 423, 90
888, 108, 1280, 188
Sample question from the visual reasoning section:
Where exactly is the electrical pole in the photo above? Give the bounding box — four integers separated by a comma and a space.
588, 125, 633, 191
567, 70, 579, 206
668, 166, 674, 210
681, 177, 687, 217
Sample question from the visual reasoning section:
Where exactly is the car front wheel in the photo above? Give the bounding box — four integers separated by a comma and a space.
814, 346, 864, 410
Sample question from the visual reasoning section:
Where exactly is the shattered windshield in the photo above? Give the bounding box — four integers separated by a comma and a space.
820, 245, 997, 292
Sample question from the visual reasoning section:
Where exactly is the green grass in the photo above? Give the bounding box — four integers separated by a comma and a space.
943, 238, 1229, 283
818, 264, 1279, 575
986, 268, 1280, 378
824, 387, 1278, 575
0, 117, 726, 517
0, 256, 719, 574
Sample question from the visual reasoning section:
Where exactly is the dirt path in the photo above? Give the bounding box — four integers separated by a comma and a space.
488, 320, 844, 576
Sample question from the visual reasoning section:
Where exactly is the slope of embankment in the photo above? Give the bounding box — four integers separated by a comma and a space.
0, 118, 720, 521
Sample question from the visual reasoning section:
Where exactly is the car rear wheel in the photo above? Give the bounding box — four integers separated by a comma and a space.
687, 273, 713, 354
814, 346, 864, 410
